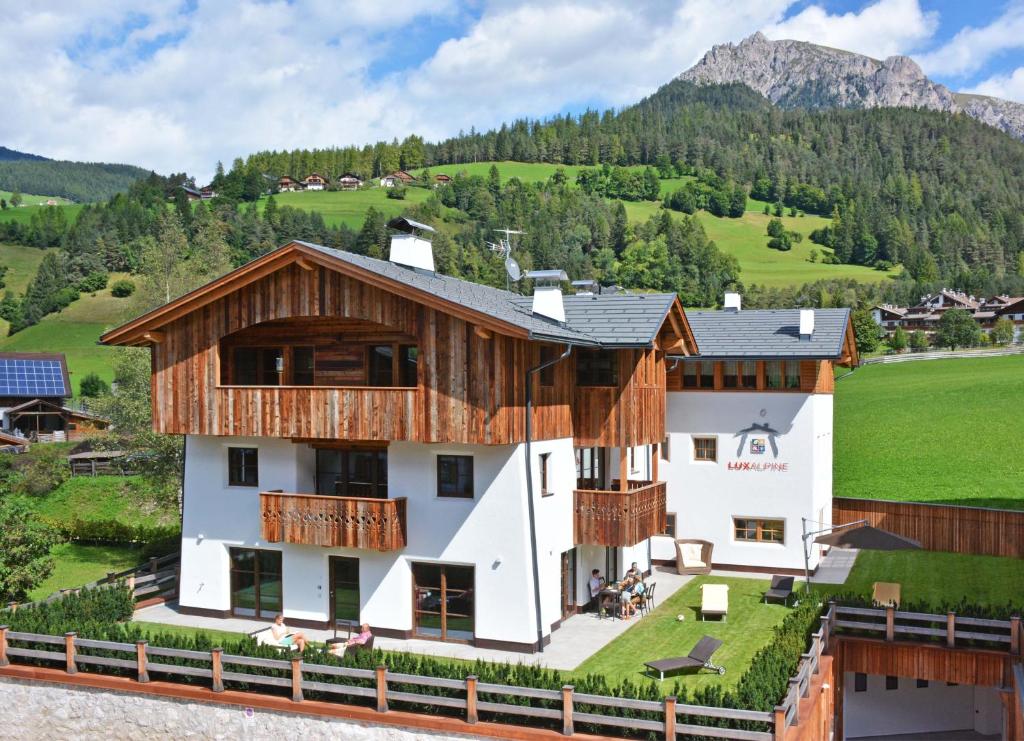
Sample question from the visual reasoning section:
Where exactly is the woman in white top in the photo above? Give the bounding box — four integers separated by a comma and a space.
270, 614, 307, 651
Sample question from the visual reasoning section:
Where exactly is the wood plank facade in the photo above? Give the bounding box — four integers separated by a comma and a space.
573, 480, 667, 547
833, 497, 1024, 558
134, 256, 671, 446
835, 636, 1010, 688
260, 492, 407, 551
667, 359, 835, 393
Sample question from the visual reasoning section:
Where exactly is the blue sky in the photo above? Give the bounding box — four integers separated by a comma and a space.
1, 1, 1022, 181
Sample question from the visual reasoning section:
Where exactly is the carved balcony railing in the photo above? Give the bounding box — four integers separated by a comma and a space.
573, 480, 667, 548
260, 492, 407, 551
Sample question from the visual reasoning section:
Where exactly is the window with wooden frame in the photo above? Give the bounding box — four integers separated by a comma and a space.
315, 448, 388, 499
692, 436, 717, 462
230, 347, 283, 385
784, 361, 801, 389
575, 447, 602, 488
663, 512, 677, 537
367, 344, 419, 387
576, 349, 618, 387
228, 447, 259, 487
723, 360, 758, 389
765, 361, 784, 390
733, 517, 785, 544
539, 453, 552, 496
629, 446, 639, 473
437, 455, 474, 499
292, 346, 315, 386
681, 360, 714, 389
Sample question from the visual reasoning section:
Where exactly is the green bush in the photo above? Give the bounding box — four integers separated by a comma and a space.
14, 445, 70, 496
386, 185, 407, 200
79, 372, 110, 398
110, 279, 135, 298
76, 272, 108, 293
41, 516, 179, 546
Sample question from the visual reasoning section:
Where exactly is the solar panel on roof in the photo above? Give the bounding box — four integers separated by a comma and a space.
0, 358, 67, 397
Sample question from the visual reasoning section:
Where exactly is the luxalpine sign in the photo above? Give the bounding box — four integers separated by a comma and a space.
729, 422, 789, 472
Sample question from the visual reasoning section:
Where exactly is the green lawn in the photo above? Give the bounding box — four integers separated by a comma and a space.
260, 188, 432, 230
0, 202, 83, 227
22, 475, 179, 531
0, 242, 50, 296
0, 273, 133, 390
573, 576, 789, 690
823, 550, 1024, 609
29, 542, 143, 602
834, 355, 1024, 508
413, 161, 589, 184
0, 190, 71, 206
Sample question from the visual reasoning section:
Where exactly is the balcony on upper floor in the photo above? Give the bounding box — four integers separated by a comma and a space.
260, 491, 407, 551
573, 479, 667, 548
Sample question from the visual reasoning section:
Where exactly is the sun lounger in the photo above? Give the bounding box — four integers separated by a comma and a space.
763, 575, 795, 605
644, 635, 725, 680
250, 626, 299, 651
701, 583, 729, 621
872, 581, 901, 609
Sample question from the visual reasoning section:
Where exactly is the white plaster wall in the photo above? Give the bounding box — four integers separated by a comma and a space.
180, 434, 577, 647
843, 673, 1002, 737
661, 391, 832, 570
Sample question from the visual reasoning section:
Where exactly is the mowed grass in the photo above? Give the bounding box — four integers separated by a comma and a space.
23, 475, 179, 531
0, 189, 71, 205
29, 542, 144, 602
573, 576, 790, 690
0, 273, 134, 390
259, 187, 432, 230
823, 550, 1024, 609
414, 161, 589, 184
0, 202, 83, 227
834, 355, 1024, 509
0, 242, 50, 294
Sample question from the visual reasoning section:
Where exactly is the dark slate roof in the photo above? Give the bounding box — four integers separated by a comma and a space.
684, 308, 851, 359
297, 242, 675, 347
510, 294, 676, 347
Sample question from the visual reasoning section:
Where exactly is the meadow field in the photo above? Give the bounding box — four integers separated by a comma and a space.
260, 186, 432, 230
833, 354, 1024, 509
0, 200, 83, 227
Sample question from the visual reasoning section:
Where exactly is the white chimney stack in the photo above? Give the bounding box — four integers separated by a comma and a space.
387, 217, 436, 271
724, 292, 742, 312
526, 270, 569, 323
799, 309, 815, 340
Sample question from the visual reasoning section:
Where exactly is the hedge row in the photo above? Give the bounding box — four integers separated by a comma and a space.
42, 516, 180, 553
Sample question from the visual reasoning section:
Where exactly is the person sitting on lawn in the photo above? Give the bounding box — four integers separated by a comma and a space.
270, 614, 307, 651
329, 623, 373, 657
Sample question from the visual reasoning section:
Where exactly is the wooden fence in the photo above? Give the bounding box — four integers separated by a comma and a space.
832, 497, 1024, 558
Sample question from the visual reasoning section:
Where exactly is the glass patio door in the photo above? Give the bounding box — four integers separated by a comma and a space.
230, 548, 282, 618
330, 556, 360, 627
412, 563, 474, 642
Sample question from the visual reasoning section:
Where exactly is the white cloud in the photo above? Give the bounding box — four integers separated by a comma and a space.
916, 4, 1024, 78
965, 67, 1024, 103
761, 0, 938, 60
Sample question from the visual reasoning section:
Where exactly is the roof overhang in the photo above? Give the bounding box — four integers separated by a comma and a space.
101, 242, 553, 347
658, 296, 698, 356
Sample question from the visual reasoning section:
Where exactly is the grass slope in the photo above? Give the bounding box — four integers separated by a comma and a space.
834, 355, 1024, 509
260, 188, 431, 230
0, 243, 50, 294
24, 475, 179, 531
573, 576, 789, 690
30, 542, 143, 602
0, 190, 71, 205
0, 202, 83, 227
0, 273, 133, 390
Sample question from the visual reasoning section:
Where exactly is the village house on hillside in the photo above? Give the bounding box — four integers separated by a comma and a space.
380, 170, 414, 188
303, 173, 327, 191
433, 173, 452, 187
0, 352, 108, 442
872, 288, 1024, 341
102, 218, 856, 652
200, 185, 217, 199
277, 175, 304, 192
337, 172, 363, 190
180, 185, 202, 202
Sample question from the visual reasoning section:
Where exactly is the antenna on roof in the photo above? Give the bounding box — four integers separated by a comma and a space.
489, 228, 526, 291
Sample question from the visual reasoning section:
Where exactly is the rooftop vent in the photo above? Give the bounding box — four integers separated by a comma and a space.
724, 292, 742, 312
526, 269, 569, 323
387, 217, 436, 271
799, 309, 815, 340
571, 279, 598, 296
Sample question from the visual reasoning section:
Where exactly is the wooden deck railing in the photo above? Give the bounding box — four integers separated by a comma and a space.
573, 480, 666, 548
260, 492, 407, 551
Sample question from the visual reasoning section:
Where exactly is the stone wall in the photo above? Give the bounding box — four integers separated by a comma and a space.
0, 676, 470, 740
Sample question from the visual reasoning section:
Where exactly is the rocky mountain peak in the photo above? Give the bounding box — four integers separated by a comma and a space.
679, 33, 1024, 138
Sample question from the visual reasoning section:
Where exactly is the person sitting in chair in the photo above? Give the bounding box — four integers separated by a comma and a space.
270, 614, 307, 651
625, 562, 640, 581
330, 623, 373, 657
619, 578, 638, 619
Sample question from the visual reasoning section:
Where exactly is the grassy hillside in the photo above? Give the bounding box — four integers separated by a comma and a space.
0, 189, 71, 205
260, 187, 432, 230
0, 202, 83, 227
0, 273, 132, 391
834, 355, 1024, 509
0, 243, 50, 294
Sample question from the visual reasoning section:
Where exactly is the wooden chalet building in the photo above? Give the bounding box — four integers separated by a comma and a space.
200, 185, 217, 199
872, 288, 1023, 339
433, 173, 452, 187
337, 173, 363, 190
180, 185, 202, 202
380, 170, 414, 188
102, 222, 856, 651
303, 173, 327, 191
277, 175, 304, 192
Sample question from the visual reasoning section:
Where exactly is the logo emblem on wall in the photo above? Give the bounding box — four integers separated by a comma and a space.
750, 438, 766, 455
735, 423, 781, 458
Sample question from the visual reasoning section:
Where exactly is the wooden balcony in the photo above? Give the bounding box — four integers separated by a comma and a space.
260, 492, 407, 552
573, 480, 667, 548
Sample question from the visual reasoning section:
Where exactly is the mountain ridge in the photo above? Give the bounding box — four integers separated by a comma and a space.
679, 32, 1024, 140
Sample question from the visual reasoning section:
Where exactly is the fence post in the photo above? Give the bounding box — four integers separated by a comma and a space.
561, 684, 574, 736
64, 632, 77, 675
106, 571, 116, 585
127, 574, 136, 593
773, 706, 787, 741
1011, 616, 1021, 655
663, 695, 676, 739
149, 557, 158, 575
788, 679, 800, 725
465, 674, 478, 724
946, 612, 956, 648
0, 625, 8, 667
375, 665, 388, 712
290, 656, 303, 702
885, 606, 895, 642
136, 640, 149, 683
7, 602, 16, 613
211, 648, 224, 692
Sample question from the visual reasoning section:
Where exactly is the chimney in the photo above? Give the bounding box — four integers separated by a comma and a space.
387, 217, 435, 271
799, 309, 815, 340
724, 292, 742, 312
571, 279, 598, 296
526, 270, 569, 323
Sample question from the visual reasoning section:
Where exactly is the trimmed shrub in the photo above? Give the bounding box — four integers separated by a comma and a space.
110, 279, 135, 298
76, 272, 108, 293
79, 372, 109, 398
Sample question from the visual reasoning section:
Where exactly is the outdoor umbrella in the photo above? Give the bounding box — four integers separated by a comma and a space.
813, 525, 921, 551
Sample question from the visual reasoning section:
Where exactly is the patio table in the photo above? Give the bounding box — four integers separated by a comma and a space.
599, 588, 622, 620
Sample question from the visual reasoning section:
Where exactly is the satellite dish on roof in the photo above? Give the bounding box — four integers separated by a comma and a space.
505, 257, 522, 282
